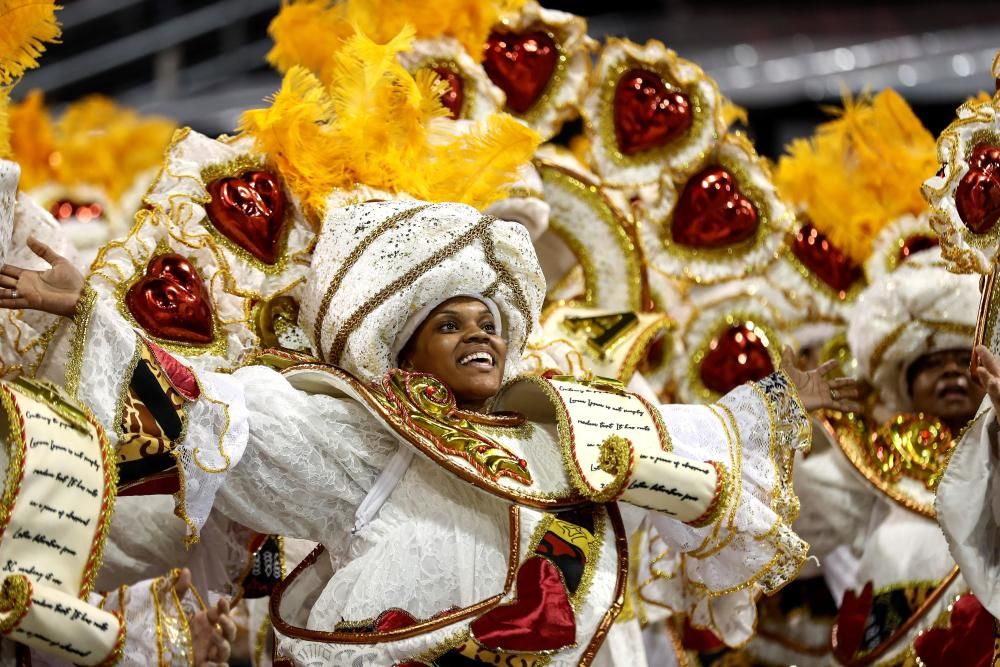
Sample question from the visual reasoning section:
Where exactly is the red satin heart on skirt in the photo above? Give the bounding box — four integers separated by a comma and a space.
699, 324, 774, 395
913, 594, 995, 667
956, 144, 1000, 235
471, 556, 576, 652
672, 167, 760, 248
483, 31, 558, 115
613, 68, 692, 155
205, 170, 286, 264
126, 253, 213, 344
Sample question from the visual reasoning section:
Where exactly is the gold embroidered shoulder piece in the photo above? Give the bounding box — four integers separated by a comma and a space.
823, 411, 953, 518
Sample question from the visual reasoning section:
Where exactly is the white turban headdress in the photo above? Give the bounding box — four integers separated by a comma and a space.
847, 248, 979, 413
300, 200, 546, 384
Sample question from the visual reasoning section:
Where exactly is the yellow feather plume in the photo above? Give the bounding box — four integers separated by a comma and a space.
8, 88, 54, 187
775, 89, 937, 265
9, 91, 175, 198
242, 25, 539, 217
267, 0, 527, 81
0, 89, 10, 159
722, 98, 748, 128
0, 0, 61, 86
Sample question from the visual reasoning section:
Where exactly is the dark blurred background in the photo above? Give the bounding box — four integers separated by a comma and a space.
14, 0, 1000, 157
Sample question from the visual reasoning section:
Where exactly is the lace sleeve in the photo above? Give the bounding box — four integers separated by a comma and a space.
213, 364, 399, 548
637, 371, 811, 646
64, 291, 249, 543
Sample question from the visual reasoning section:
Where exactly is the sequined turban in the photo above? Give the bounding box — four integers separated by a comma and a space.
300, 199, 546, 384
847, 248, 980, 413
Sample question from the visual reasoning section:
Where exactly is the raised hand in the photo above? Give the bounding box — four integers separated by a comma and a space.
974, 345, 1000, 422
174, 568, 237, 667
0, 236, 84, 317
780, 346, 863, 413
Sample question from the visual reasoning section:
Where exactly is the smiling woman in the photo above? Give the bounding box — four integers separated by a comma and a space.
399, 297, 508, 411
0, 199, 861, 666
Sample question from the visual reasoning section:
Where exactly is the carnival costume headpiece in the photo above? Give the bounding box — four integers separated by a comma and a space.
300, 199, 545, 384
846, 248, 978, 413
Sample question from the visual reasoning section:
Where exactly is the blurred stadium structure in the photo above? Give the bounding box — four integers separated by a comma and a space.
15, 0, 1000, 155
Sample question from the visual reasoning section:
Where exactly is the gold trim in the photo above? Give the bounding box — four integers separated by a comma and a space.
312, 204, 431, 357
0, 575, 31, 634
0, 386, 27, 540
66, 284, 98, 398
284, 364, 585, 508
822, 411, 946, 519
536, 161, 644, 310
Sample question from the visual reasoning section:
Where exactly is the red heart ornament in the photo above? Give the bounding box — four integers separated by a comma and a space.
50, 199, 104, 223
471, 556, 576, 652
672, 167, 760, 248
898, 234, 939, 263
791, 223, 863, 295
432, 66, 464, 120
126, 253, 214, 344
956, 144, 1000, 235
483, 31, 558, 115
613, 69, 692, 155
913, 594, 995, 667
832, 582, 874, 663
699, 324, 774, 395
205, 170, 286, 264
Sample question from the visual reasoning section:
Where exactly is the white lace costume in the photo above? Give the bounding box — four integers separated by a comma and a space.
62, 201, 812, 665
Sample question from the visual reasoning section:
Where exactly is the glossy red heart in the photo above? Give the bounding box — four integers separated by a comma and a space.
791, 223, 863, 295
432, 66, 464, 120
672, 167, 760, 248
50, 199, 104, 223
205, 170, 286, 264
956, 144, 1000, 235
898, 234, 939, 263
913, 594, 995, 667
699, 324, 774, 395
483, 31, 558, 115
471, 556, 575, 652
613, 69, 692, 155
832, 581, 873, 663
126, 253, 213, 344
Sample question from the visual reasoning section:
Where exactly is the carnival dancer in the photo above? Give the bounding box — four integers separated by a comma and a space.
919, 58, 1000, 652
801, 248, 995, 667
0, 197, 860, 666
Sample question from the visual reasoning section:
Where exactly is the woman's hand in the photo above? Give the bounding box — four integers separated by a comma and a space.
0, 236, 84, 317
781, 346, 863, 413
974, 345, 1000, 422
175, 568, 237, 667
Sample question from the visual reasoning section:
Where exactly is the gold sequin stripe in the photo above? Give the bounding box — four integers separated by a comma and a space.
687, 461, 730, 529
0, 385, 26, 538
328, 215, 496, 364
66, 284, 98, 398
312, 204, 433, 355
78, 407, 117, 598
481, 232, 534, 354
0, 575, 31, 633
